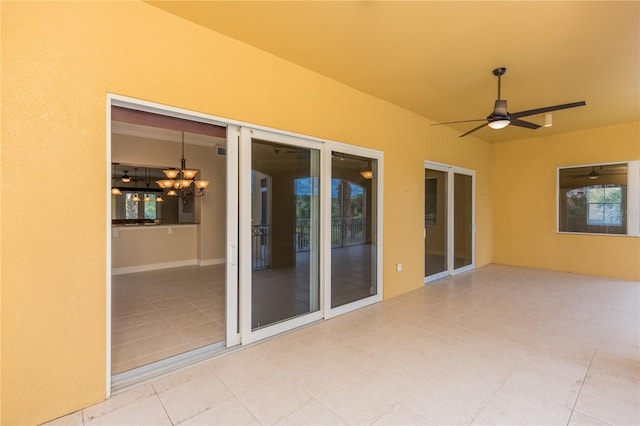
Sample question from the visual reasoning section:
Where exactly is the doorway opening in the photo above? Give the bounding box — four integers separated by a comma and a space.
108, 101, 232, 388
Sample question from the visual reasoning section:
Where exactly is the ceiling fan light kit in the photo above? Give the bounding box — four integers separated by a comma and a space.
433, 67, 586, 137
488, 119, 510, 130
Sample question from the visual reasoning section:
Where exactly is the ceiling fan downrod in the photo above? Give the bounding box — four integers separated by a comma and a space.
493, 67, 506, 100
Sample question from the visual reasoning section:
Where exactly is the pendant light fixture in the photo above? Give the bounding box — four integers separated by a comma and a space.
360, 159, 373, 179
111, 163, 122, 195
156, 132, 210, 202
142, 168, 152, 202
131, 168, 141, 201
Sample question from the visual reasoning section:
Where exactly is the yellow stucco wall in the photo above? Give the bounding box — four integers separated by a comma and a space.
1, 2, 492, 424
492, 121, 640, 280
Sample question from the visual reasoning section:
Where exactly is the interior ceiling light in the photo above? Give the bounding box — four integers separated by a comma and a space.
121, 170, 131, 183
360, 159, 374, 179
156, 132, 210, 202
588, 166, 599, 180
111, 163, 123, 195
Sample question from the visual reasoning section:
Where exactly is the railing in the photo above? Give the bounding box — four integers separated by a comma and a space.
296, 218, 365, 252
252, 218, 366, 269
251, 224, 270, 269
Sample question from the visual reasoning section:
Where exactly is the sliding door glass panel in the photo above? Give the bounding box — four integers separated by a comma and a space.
331, 152, 377, 308
425, 168, 448, 278
251, 139, 320, 330
453, 173, 473, 269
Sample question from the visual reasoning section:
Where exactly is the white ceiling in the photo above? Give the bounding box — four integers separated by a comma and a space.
148, 1, 639, 143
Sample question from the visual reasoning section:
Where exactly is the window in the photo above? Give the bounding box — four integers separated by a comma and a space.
116, 191, 159, 224
587, 185, 622, 226
558, 161, 640, 236
124, 193, 139, 219
144, 194, 157, 220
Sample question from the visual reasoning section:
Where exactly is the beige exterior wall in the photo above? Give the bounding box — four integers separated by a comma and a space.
492, 122, 640, 281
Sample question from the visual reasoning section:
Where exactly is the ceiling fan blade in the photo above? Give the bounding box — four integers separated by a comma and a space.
459, 122, 488, 138
511, 101, 586, 119
510, 118, 541, 129
431, 118, 486, 126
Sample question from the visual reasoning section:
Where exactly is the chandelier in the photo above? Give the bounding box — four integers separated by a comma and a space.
156, 132, 209, 202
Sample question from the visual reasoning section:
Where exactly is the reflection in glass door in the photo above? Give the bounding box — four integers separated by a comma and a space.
330, 152, 378, 309
424, 162, 474, 283
425, 168, 448, 281
241, 130, 322, 342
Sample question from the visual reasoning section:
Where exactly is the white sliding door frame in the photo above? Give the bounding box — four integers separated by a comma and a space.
238, 127, 325, 345
424, 161, 476, 283
324, 143, 384, 319
226, 125, 240, 347
424, 162, 451, 283
451, 166, 475, 276
106, 94, 387, 392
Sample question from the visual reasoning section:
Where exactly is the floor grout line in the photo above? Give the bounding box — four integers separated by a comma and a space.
565, 299, 612, 426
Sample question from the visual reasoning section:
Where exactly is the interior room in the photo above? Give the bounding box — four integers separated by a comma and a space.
1, 2, 638, 425
110, 114, 228, 375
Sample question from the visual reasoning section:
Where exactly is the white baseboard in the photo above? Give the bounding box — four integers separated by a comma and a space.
199, 258, 226, 266
112, 259, 197, 275
112, 258, 226, 275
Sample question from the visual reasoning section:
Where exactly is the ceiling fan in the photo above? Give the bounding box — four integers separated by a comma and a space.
432, 67, 586, 138
567, 166, 626, 180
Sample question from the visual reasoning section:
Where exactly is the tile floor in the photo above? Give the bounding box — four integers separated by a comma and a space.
53, 264, 639, 425
113, 245, 376, 373
111, 265, 226, 374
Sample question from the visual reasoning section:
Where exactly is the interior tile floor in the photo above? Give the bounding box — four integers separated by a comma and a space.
111, 265, 226, 374
59, 264, 639, 425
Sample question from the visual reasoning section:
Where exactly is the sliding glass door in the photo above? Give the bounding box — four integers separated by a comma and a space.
424, 162, 475, 283
107, 97, 383, 390
424, 166, 449, 281
327, 150, 382, 315
330, 151, 378, 308
453, 172, 473, 270
240, 129, 323, 343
